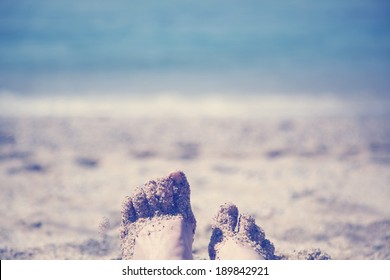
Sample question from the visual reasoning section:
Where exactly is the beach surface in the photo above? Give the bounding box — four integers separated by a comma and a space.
0, 95, 389, 259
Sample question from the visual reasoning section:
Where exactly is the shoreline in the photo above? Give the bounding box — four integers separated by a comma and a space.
0, 93, 389, 118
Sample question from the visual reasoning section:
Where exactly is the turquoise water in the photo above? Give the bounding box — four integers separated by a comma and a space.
0, 0, 389, 95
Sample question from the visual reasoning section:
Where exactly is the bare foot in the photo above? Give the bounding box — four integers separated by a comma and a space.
208, 203, 275, 260
120, 171, 196, 259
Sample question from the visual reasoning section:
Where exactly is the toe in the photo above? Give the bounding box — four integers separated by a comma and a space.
143, 180, 160, 214
169, 170, 186, 184
155, 176, 175, 214
121, 196, 137, 224
215, 203, 239, 232
237, 214, 275, 259
238, 214, 265, 244
261, 239, 275, 259
170, 171, 191, 217
120, 196, 136, 240
132, 186, 152, 218
208, 227, 223, 260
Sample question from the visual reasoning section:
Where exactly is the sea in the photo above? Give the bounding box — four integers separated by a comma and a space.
0, 0, 389, 101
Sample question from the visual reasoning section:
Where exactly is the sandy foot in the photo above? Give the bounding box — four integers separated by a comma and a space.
120, 171, 196, 259
208, 203, 275, 260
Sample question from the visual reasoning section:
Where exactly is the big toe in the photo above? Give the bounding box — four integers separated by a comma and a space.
169, 170, 187, 185
215, 203, 239, 232
170, 171, 192, 218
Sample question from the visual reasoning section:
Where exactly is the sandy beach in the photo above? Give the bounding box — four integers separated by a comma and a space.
0, 96, 389, 260
1, 0, 389, 263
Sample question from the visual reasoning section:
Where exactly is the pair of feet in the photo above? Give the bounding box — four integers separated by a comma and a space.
120, 171, 275, 260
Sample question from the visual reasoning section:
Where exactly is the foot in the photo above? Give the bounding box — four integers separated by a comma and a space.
208, 203, 275, 260
120, 171, 196, 259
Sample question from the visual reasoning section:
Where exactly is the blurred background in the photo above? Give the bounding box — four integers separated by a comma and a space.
0, 0, 389, 100
1, 0, 390, 260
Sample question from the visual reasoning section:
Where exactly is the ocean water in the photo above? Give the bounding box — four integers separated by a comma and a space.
0, 0, 389, 96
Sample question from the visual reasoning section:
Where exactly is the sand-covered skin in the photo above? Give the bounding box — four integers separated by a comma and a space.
209, 203, 275, 260
120, 171, 196, 259
0, 115, 389, 259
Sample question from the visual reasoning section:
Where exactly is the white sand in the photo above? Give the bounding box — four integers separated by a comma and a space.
0, 95, 389, 259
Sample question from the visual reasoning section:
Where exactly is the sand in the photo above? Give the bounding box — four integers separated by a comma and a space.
0, 96, 389, 259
